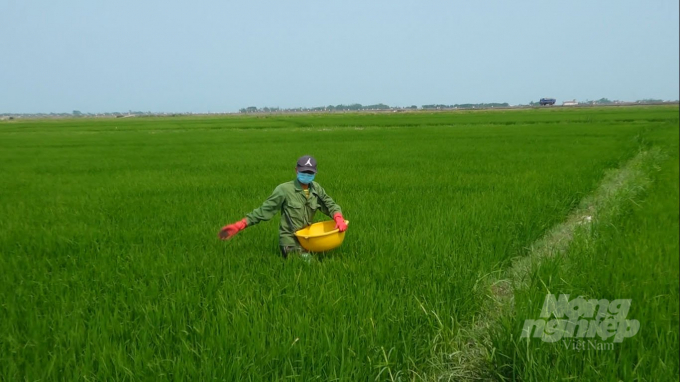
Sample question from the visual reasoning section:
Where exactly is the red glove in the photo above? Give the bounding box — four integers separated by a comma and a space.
218, 218, 247, 240
333, 213, 348, 232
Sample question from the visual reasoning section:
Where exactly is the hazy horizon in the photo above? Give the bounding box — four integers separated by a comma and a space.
2, 0, 678, 113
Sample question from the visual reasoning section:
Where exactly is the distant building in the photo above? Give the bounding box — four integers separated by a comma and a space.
563, 100, 578, 106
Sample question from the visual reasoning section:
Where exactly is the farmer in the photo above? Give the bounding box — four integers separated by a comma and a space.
218, 155, 348, 257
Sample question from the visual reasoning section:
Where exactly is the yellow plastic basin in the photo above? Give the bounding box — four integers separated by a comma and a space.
294, 220, 349, 252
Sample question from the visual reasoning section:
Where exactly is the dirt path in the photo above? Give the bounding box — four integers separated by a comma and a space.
428, 147, 665, 381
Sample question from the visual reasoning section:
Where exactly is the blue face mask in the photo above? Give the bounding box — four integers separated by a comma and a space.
297, 172, 315, 184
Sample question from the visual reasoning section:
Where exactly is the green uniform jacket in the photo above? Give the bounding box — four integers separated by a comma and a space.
245, 179, 342, 247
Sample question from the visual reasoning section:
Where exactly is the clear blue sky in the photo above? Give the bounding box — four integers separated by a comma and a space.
1, 0, 678, 113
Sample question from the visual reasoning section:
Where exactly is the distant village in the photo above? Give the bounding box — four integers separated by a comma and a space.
1, 98, 675, 120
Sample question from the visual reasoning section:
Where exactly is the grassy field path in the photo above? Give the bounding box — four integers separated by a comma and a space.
433, 123, 679, 381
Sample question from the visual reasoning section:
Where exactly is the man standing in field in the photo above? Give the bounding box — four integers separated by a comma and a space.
219, 155, 348, 258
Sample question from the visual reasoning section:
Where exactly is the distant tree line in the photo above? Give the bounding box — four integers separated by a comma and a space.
239, 98, 677, 114
239, 104, 399, 113
421, 103, 509, 109
71, 110, 156, 117
587, 98, 665, 104
238, 103, 514, 113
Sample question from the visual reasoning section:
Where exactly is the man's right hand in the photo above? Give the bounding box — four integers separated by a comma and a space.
218, 218, 248, 240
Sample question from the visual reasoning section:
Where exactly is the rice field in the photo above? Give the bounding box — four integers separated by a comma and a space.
1, 106, 678, 381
